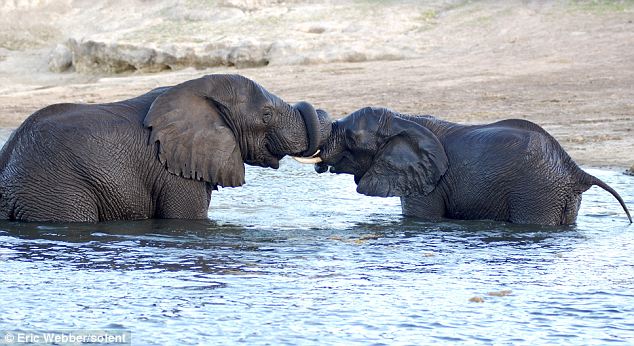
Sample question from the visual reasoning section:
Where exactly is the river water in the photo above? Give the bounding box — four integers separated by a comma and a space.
0, 129, 633, 345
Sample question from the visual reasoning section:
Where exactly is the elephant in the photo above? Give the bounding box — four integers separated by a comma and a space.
296, 107, 632, 226
0, 74, 330, 222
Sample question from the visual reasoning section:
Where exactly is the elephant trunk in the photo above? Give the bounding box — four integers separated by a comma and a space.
317, 121, 344, 168
294, 102, 331, 157
293, 120, 344, 169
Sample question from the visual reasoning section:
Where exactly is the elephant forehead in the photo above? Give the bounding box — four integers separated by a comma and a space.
246, 81, 275, 104
350, 112, 380, 128
232, 87, 250, 104
346, 128, 378, 151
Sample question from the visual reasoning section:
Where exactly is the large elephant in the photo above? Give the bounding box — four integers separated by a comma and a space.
297, 107, 631, 226
0, 74, 330, 222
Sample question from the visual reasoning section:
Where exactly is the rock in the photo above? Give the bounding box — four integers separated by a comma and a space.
307, 25, 326, 34
48, 44, 72, 72
66, 38, 275, 73
227, 40, 270, 68
267, 40, 305, 65
487, 290, 512, 297
58, 33, 413, 74
68, 39, 175, 73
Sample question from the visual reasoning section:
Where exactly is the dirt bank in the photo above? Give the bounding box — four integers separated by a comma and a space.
0, 1, 632, 169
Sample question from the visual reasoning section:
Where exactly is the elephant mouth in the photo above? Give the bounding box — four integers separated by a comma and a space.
312, 153, 362, 178
248, 144, 285, 169
266, 152, 285, 169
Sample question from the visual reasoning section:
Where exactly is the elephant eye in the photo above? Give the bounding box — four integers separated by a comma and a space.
262, 109, 273, 124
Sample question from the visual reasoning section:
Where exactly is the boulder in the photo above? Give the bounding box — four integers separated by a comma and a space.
48, 43, 72, 72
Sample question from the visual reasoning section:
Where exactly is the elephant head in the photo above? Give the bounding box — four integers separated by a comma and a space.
144, 74, 331, 187
296, 107, 448, 197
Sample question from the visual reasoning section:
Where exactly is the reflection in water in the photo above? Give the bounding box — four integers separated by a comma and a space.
0, 137, 633, 344
0, 219, 256, 274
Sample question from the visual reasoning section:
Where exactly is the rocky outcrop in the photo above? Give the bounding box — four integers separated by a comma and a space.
55, 36, 412, 74
62, 39, 273, 73
33, 0, 434, 74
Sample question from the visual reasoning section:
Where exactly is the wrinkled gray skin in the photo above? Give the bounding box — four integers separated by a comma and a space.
0, 74, 331, 222
315, 107, 631, 226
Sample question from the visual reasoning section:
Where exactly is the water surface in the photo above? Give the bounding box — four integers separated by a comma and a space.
0, 130, 633, 345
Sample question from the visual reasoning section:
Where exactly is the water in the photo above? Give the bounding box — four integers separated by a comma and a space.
0, 130, 633, 345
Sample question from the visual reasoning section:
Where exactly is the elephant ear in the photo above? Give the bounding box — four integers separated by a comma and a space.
357, 117, 448, 197
143, 77, 245, 187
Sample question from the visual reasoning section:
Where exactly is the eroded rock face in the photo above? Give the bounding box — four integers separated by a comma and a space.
61, 36, 412, 74
28, 0, 425, 74
67, 40, 170, 74
63, 38, 275, 73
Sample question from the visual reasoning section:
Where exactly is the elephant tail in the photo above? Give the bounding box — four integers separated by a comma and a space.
585, 174, 632, 223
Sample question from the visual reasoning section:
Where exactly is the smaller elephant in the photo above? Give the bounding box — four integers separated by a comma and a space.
297, 107, 631, 226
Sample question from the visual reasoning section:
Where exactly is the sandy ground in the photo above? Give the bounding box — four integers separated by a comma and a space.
0, 1, 632, 169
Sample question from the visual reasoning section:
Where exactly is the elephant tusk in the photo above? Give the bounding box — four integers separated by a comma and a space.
293, 156, 323, 164
292, 150, 323, 164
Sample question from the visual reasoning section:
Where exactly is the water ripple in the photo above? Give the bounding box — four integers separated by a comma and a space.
0, 160, 633, 344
